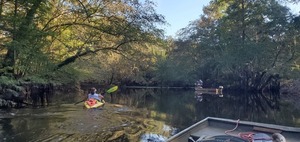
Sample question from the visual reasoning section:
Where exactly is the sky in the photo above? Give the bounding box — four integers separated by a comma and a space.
152, 0, 300, 37
152, 0, 211, 37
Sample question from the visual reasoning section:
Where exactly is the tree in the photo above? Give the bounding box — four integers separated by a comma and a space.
167, 0, 300, 90
0, 0, 166, 80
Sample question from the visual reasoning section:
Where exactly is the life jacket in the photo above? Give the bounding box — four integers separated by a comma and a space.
86, 98, 97, 106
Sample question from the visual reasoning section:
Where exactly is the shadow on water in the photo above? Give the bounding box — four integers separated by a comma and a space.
0, 88, 300, 141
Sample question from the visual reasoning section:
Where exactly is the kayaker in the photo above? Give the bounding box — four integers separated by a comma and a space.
87, 87, 104, 101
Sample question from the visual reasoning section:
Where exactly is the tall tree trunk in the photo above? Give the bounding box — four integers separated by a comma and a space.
0, 0, 3, 20
2, 0, 18, 72
3, 0, 44, 74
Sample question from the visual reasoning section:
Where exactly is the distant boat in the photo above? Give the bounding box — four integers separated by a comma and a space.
167, 117, 300, 142
195, 86, 223, 95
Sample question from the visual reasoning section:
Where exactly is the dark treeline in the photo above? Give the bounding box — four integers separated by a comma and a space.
0, 0, 300, 107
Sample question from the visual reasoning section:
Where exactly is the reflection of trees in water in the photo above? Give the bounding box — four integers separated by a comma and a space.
110, 89, 199, 130
0, 118, 14, 140
112, 89, 285, 129
108, 89, 158, 108
105, 89, 300, 131
0, 117, 42, 141
242, 92, 280, 113
0, 108, 66, 141
193, 92, 300, 126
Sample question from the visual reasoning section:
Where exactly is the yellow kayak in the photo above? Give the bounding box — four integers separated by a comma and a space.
84, 99, 105, 109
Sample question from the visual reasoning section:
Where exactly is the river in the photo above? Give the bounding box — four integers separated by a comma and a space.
0, 88, 300, 142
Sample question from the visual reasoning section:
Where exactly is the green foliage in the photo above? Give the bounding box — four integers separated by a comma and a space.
21, 76, 48, 84
20, 63, 87, 85
157, 0, 300, 88
1, 0, 298, 88
46, 66, 85, 84
154, 47, 196, 86
0, 76, 17, 86
0, 0, 166, 85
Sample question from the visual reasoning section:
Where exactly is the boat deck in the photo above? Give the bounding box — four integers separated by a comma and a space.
168, 117, 300, 142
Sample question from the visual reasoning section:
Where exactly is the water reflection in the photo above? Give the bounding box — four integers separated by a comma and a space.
195, 91, 300, 127
0, 108, 66, 142
0, 88, 299, 142
106, 88, 300, 130
194, 90, 224, 102
0, 118, 13, 141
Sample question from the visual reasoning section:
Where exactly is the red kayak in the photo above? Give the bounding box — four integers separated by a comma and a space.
84, 99, 105, 109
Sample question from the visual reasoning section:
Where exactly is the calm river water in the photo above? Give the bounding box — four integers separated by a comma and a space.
0, 88, 300, 142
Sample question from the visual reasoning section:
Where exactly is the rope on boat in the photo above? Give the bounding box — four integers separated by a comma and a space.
223, 119, 256, 141
224, 119, 240, 135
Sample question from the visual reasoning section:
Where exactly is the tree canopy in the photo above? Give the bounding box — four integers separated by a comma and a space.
158, 0, 300, 90
0, 0, 299, 90
0, 0, 167, 83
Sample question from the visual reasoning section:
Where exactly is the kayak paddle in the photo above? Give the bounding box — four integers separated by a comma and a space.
106, 86, 118, 93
